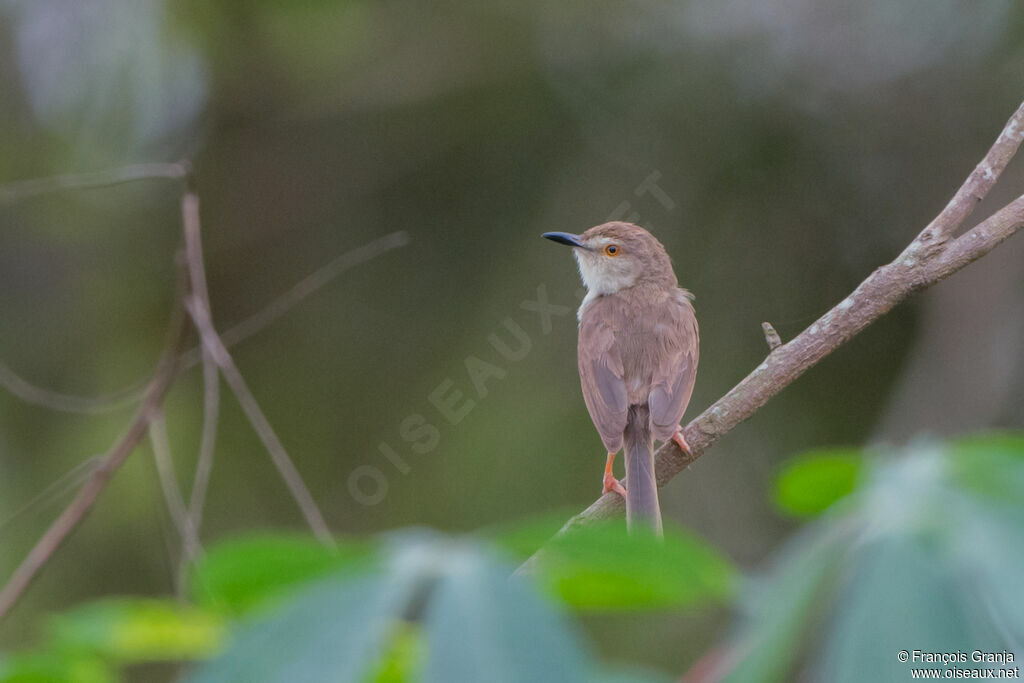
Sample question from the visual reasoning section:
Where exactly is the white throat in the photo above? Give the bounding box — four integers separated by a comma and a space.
573, 247, 637, 320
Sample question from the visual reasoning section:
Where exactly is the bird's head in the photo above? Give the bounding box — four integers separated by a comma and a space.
543, 222, 676, 295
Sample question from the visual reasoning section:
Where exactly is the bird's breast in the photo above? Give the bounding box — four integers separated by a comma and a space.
586, 287, 696, 405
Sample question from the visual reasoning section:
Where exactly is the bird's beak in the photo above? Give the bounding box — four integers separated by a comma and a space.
542, 232, 585, 248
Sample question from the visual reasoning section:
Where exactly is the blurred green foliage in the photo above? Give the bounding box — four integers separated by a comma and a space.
719, 432, 1024, 682
2, 433, 1019, 682
495, 516, 736, 611
187, 534, 374, 617
0, 519, 731, 682
772, 447, 863, 517
2, 0, 1024, 679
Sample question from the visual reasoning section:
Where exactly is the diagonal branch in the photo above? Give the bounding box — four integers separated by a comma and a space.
0, 274, 189, 618
516, 99, 1024, 574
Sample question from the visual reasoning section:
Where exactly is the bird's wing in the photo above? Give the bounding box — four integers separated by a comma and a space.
648, 295, 699, 442
578, 314, 628, 453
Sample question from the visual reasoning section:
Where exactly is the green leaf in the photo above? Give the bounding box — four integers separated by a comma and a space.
531, 520, 736, 611
721, 523, 852, 683
49, 598, 225, 663
0, 651, 115, 683
950, 431, 1024, 460
184, 573, 402, 683
719, 434, 1024, 682
948, 432, 1024, 503
188, 533, 373, 616
421, 546, 593, 683
185, 532, 613, 683
364, 623, 423, 683
485, 510, 580, 560
820, 537, 999, 683
773, 449, 863, 517
590, 668, 673, 683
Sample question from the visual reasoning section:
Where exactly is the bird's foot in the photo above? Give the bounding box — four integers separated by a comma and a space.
602, 451, 627, 498
672, 428, 692, 456
602, 470, 627, 498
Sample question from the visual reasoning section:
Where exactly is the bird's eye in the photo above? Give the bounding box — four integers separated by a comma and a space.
604, 244, 620, 256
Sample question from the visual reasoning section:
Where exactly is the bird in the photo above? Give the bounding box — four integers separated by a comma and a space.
543, 222, 698, 534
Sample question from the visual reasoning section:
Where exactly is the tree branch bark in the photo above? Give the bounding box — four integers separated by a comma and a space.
516, 100, 1024, 575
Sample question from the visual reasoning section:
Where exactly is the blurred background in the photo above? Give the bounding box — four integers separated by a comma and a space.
1, 0, 1022, 676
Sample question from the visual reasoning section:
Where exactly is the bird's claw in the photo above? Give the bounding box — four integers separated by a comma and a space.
672, 428, 692, 456
602, 471, 627, 498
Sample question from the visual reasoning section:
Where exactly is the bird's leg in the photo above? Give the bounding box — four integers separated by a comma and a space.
602, 451, 627, 497
671, 428, 692, 456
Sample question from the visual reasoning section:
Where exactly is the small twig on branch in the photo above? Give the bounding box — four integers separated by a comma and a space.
179, 186, 335, 548
761, 322, 782, 351
516, 99, 1024, 575
0, 278, 189, 618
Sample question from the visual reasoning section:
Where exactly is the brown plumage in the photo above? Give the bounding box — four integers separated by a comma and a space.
543, 222, 699, 533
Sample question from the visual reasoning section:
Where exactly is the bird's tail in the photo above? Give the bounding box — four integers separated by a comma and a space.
624, 405, 662, 535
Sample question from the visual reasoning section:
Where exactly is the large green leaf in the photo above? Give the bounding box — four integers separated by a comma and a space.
721, 523, 850, 683
717, 433, 1024, 681
773, 449, 863, 517
185, 532, 641, 683
421, 547, 592, 683
485, 510, 579, 560
188, 533, 373, 616
184, 573, 402, 683
820, 536, 1002, 683
48, 598, 225, 663
525, 519, 736, 611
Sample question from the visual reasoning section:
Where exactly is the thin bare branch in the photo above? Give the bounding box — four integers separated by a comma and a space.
0, 456, 103, 538
0, 288, 188, 618
186, 297, 335, 547
178, 187, 335, 548
0, 231, 410, 414
177, 351, 219, 597
516, 100, 1024, 575
148, 410, 202, 563
212, 230, 410, 352
0, 163, 188, 204
0, 362, 144, 414
180, 182, 221, 545
0, 161, 381, 616
186, 352, 220, 542
917, 100, 1024, 244
176, 183, 222, 594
